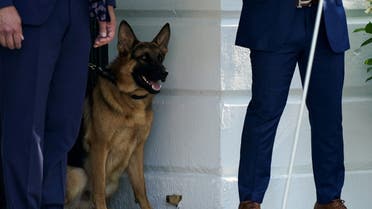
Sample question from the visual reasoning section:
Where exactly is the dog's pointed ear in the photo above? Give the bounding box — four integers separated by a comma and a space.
152, 23, 171, 54
117, 20, 138, 56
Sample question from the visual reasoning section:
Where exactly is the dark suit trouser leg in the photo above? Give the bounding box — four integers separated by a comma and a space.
298, 22, 345, 204
238, 8, 345, 204
41, 1, 90, 208
0, 54, 6, 209
0, 28, 4, 209
238, 48, 298, 203
0, 0, 90, 208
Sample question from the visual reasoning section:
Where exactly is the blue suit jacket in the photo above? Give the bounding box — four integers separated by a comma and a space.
235, 0, 350, 53
0, 0, 116, 26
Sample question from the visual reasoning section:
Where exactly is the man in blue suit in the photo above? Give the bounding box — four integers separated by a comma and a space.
0, 0, 116, 209
236, 0, 349, 208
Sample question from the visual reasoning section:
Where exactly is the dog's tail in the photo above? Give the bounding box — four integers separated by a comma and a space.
65, 166, 88, 207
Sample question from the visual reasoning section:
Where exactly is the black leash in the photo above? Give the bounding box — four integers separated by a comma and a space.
88, 63, 148, 100
88, 63, 117, 85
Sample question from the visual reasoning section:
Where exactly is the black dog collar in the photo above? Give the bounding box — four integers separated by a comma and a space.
131, 94, 148, 100
89, 63, 149, 100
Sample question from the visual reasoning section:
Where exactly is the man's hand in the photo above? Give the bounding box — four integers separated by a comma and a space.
93, 5, 116, 48
0, 6, 23, 49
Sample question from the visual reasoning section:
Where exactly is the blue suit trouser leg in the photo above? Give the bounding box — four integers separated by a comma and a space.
298, 21, 345, 204
238, 48, 299, 203
239, 12, 308, 202
41, 1, 90, 208
0, 52, 6, 209
0, 0, 90, 208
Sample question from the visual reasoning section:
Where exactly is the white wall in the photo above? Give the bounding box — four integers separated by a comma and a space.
108, 1, 372, 209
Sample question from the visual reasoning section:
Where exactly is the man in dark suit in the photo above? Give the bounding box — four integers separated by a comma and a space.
0, 0, 116, 208
236, 0, 349, 209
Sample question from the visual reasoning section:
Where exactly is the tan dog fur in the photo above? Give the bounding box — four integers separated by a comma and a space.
65, 20, 170, 209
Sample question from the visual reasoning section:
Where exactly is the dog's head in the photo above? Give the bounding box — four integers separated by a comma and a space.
113, 20, 170, 95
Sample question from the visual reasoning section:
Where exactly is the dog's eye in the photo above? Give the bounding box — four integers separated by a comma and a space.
140, 54, 151, 62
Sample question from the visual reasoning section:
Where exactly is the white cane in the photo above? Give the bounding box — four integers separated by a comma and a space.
281, 0, 324, 209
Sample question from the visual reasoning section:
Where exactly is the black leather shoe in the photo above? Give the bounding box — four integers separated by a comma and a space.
239, 201, 261, 209
314, 199, 347, 209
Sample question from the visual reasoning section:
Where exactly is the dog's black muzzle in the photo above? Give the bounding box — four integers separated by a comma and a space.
132, 63, 168, 94
149, 65, 168, 82
136, 64, 168, 82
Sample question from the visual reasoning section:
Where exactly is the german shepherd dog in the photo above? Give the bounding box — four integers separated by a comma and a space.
65, 20, 170, 209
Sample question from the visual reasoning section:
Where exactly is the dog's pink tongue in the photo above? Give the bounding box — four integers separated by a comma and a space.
151, 81, 162, 91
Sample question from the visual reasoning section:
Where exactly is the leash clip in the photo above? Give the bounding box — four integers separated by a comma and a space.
88, 63, 117, 84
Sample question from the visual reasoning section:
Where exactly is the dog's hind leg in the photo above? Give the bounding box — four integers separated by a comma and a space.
89, 142, 110, 209
127, 142, 152, 209
65, 166, 88, 208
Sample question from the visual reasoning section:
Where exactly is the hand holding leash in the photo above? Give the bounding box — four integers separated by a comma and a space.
94, 5, 116, 48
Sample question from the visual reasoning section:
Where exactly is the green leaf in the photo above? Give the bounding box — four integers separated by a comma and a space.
366, 22, 372, 34
353, 27, 365, 33
368, 67, 372, 73
361, 37, 372, 47
365, 58, 372, 65
366, 76, 372, 82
